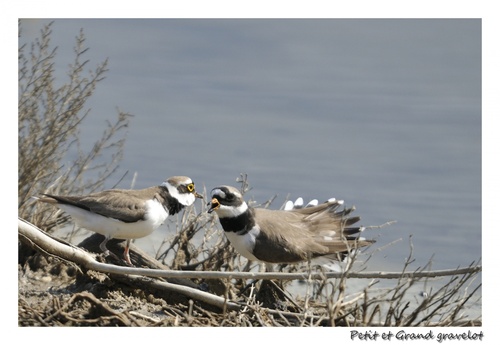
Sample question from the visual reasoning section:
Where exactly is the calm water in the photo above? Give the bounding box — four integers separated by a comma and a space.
20, 19, 481, 278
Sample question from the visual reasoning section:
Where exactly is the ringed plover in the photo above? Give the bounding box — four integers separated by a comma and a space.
208, 185, 373, 264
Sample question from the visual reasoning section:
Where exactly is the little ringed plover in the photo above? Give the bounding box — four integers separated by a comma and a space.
35, 176, 202, 265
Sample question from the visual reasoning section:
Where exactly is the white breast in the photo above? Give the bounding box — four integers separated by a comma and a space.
143, 199, 169, 229
224, 226, 260, 262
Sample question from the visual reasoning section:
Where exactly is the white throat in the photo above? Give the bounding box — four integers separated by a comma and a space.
163, 181, 195, 206
215, 202, 248, 218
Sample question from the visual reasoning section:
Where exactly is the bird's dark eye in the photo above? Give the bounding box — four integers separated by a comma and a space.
226, 193, 234, 201
186, 183, 195, 192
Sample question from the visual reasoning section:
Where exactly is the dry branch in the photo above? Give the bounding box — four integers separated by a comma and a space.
19, 218, 481, 281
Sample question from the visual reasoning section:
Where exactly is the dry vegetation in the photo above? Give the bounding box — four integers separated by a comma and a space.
18, 21, 482, 327
19, 194, 482, 327
18, 21, 131, 231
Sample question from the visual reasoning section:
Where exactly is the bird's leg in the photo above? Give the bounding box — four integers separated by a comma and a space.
99, 236, 122, 263
123, 239, 133, 266
99, 236, 111, 257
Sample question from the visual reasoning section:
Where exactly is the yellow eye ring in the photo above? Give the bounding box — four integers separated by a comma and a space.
187, 183, 195, 192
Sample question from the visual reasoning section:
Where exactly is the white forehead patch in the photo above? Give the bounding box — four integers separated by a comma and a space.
211, 186, 243, 200
211, 188, 226, 199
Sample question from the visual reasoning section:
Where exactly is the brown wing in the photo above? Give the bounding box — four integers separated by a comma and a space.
252, 208, 330, 263
41, 187, 160, 223
253, 202, 373, 262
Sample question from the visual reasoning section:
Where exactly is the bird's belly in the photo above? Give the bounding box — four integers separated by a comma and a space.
224, 227, 260, 262
57, 204, 167, 239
